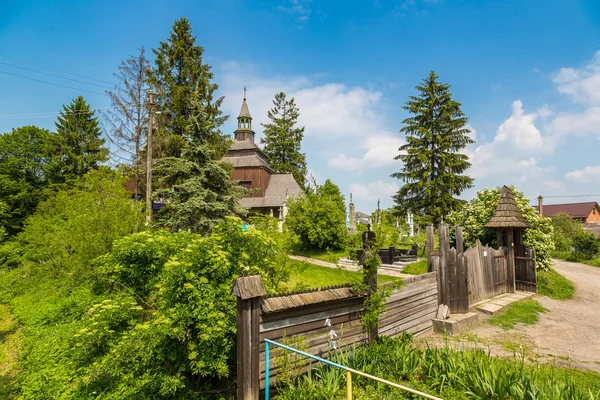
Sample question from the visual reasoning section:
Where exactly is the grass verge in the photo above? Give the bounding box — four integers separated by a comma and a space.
282, 259, 398, 292
274, 334, 600, 399
538, 268, 575, 300
0, 304, 21, 399
488, 298, 548, 329
401, 259, 427, 275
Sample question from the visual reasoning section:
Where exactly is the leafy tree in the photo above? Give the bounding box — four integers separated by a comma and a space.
105, 47, 150, 198
550, 212, 584, 253
147, 17, 213, 157
53, 96, 108, 184
0, 126, 56, 236
261, 92, 307, 188
317, 178, 345, 214
154, 90, 246, 233
19, 169, 144, 270
572, 231, 599, 260
285, 180, 347, 251
447, 187, 554, 271
392, 71, 474, 225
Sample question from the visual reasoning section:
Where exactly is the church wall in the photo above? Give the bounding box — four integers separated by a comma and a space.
232, 167, 271, 198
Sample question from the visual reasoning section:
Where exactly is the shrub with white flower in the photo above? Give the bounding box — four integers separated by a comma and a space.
447, 186, 554, 271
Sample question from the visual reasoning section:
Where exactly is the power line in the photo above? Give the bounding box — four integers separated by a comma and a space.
0, 54, 113, 85
0, 61, 113, 90
0, 69, 107, 96
543, 194, 600, 199
0, 108, 110, 119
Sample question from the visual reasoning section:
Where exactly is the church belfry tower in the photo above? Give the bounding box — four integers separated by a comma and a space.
235, 87, 254, 142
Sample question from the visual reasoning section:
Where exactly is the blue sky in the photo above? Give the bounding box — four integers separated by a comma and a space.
1, 0, 600, 212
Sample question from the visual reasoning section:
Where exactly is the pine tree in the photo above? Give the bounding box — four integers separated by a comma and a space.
153, 89, 246, 234
392, 71, 474, 225
261, 92, 307, 189
53, 96, 107, 183
147, 17, 211, 157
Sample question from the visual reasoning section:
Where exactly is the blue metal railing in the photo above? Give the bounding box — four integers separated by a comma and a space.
264, 338, 442, 400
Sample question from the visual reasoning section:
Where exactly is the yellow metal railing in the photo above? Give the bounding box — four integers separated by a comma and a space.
264, 338, 443, 400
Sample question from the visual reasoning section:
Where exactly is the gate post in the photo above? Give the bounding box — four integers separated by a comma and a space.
426, 225, 435, 272
232, 275, 266, 400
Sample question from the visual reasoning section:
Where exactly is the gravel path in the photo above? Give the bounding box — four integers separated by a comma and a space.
420, 260, 600, 372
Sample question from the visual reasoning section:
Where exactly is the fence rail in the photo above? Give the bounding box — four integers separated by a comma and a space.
264, 338, 443, 400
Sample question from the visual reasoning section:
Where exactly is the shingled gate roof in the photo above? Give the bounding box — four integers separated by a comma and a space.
484, 186, 532, 229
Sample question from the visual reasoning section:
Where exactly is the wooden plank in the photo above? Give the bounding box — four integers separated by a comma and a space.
385, 282, 437, 304
379, 310, 437, 337
380, 298, 438, 328
439, 224, 449, 306
260, 310, 363, 340
455, 225, 464, 254
379, 301, 438, 335
383, 291, 438, 317
426, 225, 435, 272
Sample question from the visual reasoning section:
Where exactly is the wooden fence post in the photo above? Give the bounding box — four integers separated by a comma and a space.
388, 246, 395, 265
232, 275, 266, 400
455, 225, 464, 254
426, 225, 435, 272
506, 229, 516, 294
439, 224, 450, 306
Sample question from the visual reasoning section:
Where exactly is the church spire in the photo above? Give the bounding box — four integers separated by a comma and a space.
235, 87, 254, 142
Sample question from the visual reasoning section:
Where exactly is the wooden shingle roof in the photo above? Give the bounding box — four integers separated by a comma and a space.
484, 186, 532, 229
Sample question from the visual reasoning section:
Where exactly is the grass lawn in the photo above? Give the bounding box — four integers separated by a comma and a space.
538, 268, 575, 300
488, 298, 548, 329
0, 304, 21, 398
282, 259, 399, 292
289, 247, 351, 264
401, 259, 427, 275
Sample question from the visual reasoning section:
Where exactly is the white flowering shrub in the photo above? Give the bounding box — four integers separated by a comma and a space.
447, 187, 554, 271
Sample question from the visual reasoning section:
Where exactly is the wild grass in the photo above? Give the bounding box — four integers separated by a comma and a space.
538, 269, 575, 300
400, 259, 428, 275
488, 298, 548, 329
282, 259, 398, 292
0, 304, 21, 399
275, 334, 600, 399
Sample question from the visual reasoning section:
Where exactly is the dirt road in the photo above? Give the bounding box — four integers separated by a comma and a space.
421, 260, 600, 372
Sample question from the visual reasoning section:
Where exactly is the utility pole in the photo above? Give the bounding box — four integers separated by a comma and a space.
145, 91, 155, 222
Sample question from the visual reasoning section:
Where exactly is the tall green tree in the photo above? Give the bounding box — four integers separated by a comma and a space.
54, 96, 108, 183
317, 178, 345, 214
154, 89, 246, 234
392, 71, 474, 225
147, 17, 212, 157
261, 92, 307, 188
0, 126, 55, 236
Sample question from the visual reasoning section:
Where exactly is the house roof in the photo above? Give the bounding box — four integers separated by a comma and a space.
229, 138, 258, 151
222, 154, 272, 170
534, 202, 598, 219
484, 186, 531, 229
239, 174, 303, 208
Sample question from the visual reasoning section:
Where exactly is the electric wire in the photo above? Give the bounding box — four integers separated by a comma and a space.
0, 61, 113, 90
0, 69, 107, 96
0, 54, 113, 85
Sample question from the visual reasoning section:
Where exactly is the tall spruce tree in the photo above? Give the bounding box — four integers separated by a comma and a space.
392, 71, 474, 225
54, 96, 108, 183
153, 89, 247, 234
261, 92, 307, 188
147, 17, 210, 157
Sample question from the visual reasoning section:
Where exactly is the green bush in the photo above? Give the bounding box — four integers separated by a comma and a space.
285, 180, 347, 251
572, 232, 600, 260
447, 187, 554, 270
551, 212, 584, 253
537, 269, 575, 300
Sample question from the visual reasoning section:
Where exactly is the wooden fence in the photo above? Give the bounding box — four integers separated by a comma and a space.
232, 273, 438, 394
427, 224, 539, 315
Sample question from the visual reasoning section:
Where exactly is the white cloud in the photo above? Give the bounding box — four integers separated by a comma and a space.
219, 61, 385, 141
493, 100, 544, 149
565, 165, 600, 183
278, 0, 312, 24
537, 105, 553, 119
547, 106, 600, 138
329, 133, 404, 173
552, 51, 600, 106
349, 180, 399, 207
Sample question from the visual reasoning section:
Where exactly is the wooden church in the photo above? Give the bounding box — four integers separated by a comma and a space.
222, 93, 303, 221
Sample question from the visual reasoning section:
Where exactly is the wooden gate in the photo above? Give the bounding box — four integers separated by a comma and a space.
464, 241, 508, 307
514, 245, 537, 292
